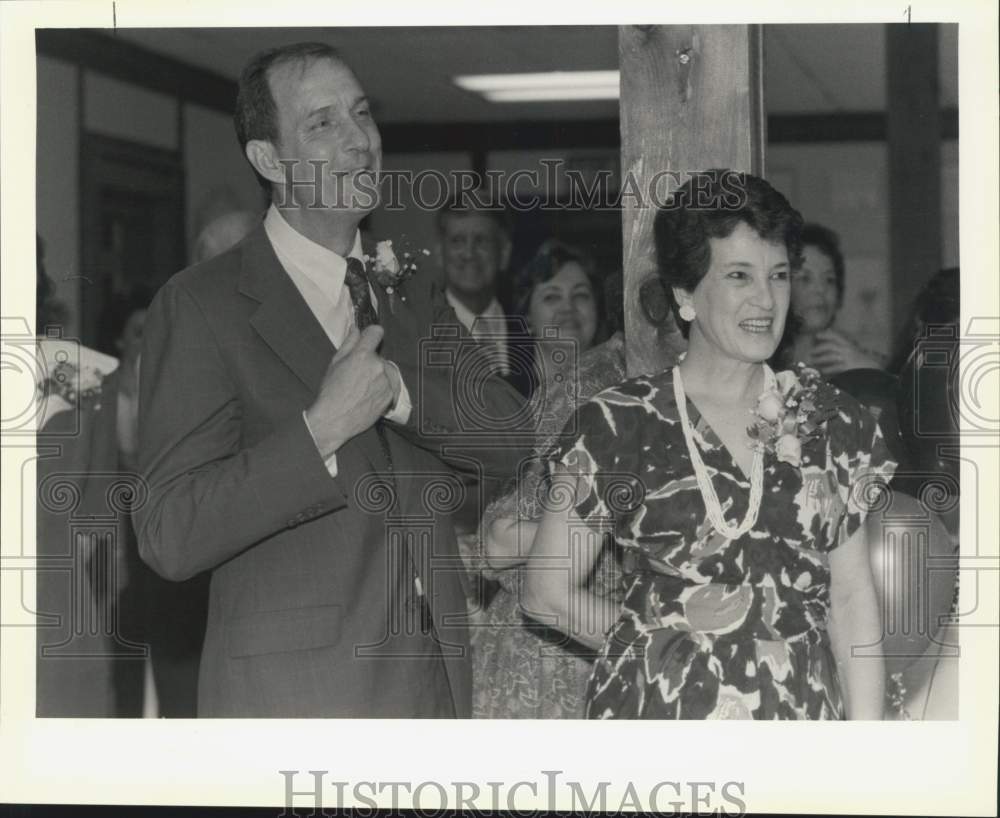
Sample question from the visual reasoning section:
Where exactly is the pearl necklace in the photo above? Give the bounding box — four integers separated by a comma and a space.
672, 364, 774, 540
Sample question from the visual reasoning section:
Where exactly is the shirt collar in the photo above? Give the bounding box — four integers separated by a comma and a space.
263, 204, 364, 301
445, 289, 504, 332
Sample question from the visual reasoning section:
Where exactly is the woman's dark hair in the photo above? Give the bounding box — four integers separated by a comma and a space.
513, 238, 602, 325
888, 266, 960, 374
653, 170, 804, 338
800, 222, 846, 303
234, 42, 346, 192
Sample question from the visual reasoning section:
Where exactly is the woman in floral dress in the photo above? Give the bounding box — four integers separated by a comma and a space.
524, 171, 894, 719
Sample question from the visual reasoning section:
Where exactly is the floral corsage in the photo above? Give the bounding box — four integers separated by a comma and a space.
35, 338, 119, 428
747, 365, 832, 468
43, 358, 105, 406
364, 239, 430, 312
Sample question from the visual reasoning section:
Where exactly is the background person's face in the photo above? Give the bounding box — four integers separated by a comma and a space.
440, 214, 507, 299
527, 261, 598, 351
269, 57, 382, 215
791, 244, 840, 333
683, 222, 791, 364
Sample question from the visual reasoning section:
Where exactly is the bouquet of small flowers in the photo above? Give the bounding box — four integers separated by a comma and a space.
364, 239, 430, 310
747, 365, 827, 468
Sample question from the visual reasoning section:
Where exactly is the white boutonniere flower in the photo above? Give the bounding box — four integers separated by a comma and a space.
364, 239, 430, 311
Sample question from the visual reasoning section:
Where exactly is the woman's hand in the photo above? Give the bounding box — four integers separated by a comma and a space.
811, 329, 885, 375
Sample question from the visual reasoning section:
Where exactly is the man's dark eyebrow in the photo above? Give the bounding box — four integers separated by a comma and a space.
305, 104, 333, 120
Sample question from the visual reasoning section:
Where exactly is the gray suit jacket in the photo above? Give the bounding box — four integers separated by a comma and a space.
136, 225, 530, 717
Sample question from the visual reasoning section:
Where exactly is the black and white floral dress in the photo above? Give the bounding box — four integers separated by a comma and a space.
547, 367, 896, 719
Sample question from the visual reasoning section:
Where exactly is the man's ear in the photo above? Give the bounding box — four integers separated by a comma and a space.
245, 140, 286, 187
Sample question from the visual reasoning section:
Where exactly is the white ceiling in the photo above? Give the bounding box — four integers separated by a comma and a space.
116, 24, 959, 122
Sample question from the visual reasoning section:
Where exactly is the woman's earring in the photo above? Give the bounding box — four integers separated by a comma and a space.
679, 303, 696, 322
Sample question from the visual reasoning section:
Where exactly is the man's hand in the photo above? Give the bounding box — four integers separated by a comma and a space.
304, 324, 394, 458
812, 328, 884, 376
384, 359, 403, 407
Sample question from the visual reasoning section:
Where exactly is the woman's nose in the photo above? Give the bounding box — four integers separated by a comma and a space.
754, 280, 776, 310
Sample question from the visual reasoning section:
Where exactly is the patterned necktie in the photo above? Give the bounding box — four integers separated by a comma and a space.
345, 257, 429, 628
344, 257, 378, 331
343, 256, 395, 478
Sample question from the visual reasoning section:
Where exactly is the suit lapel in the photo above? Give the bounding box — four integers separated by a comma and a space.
237, 226, 389, 476
239, 227, 332, 393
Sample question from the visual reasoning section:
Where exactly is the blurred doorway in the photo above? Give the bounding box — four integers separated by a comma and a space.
79, 134, 185, 353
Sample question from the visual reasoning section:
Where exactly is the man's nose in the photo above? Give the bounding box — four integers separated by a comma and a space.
341, 116, 372, 154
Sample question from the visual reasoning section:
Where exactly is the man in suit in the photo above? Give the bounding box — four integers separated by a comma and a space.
135, 42, 529, 717
436, 200, 535, 397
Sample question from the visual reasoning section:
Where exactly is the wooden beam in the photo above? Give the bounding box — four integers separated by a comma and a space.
887, 23, 942, 339
618, 25, 765, 376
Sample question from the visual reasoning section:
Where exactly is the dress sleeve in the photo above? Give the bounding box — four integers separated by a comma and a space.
830, 399, 898, 549
543, 392, 626, 530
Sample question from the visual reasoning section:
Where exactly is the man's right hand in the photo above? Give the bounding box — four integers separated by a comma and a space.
304, 324, 394, 459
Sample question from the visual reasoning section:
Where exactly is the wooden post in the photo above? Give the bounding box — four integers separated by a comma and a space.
886, 23, 942, 340
619, 25, 765, 376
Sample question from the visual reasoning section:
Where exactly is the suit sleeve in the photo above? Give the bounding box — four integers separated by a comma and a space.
376, 277, 533, 482
134, 280, 349, 581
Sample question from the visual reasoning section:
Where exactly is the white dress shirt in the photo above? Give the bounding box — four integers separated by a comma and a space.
444, 289, 510, 375
263, 205, 411, 476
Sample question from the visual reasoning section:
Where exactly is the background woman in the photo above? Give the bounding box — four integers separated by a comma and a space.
507, 239, 603, 390
524, 171, 895, 719
777, 223, 886, 375
471, 244, 624, 718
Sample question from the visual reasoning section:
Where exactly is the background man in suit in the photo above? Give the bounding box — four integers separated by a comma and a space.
437, 200, 536, 393
136, 42, 528, 717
